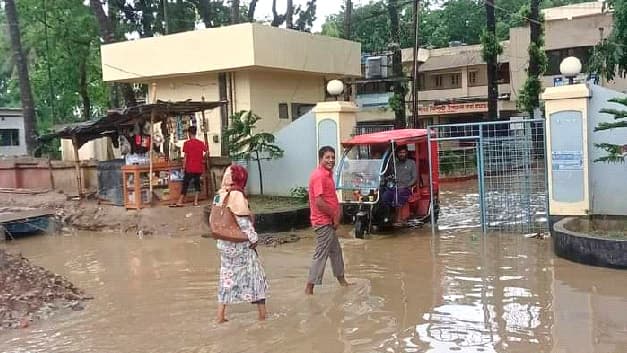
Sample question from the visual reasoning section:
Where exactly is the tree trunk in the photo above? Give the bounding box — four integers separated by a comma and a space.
5, 0, 38, 154
388, 0, 406, 128
271, 0, 285, 27
89, 0, 115, 43
230, 0, 240, 24
255, 151, 264, 195
89, 0, 137, 107
140, 0, 155, 37
286, 0, 294, 29
162, 0, 170, 34
485, 0, 498, 120
528, 0, 541, 117
343, 0, 352, 40
78, 57, 91, 120
247, 0, 258, 21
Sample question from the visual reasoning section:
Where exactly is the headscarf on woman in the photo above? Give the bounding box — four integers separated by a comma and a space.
216, 164, 250, 216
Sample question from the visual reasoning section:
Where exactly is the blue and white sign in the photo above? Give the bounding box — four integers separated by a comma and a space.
552, 151, 583, 170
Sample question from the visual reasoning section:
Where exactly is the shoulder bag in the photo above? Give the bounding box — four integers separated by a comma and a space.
209, 192, 249, 242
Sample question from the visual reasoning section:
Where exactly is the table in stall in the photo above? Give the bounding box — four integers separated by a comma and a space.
121, 162, 209, 209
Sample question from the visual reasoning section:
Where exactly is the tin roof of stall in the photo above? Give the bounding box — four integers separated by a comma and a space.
342, 129, 429, 147
39, 100, 225, 148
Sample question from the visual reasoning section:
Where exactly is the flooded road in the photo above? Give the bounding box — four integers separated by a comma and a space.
2, 224, 626, 353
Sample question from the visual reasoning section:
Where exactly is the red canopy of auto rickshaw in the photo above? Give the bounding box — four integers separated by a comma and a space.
341, 129, 429, 147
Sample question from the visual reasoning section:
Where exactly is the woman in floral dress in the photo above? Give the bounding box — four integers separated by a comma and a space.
213, 164, 268, 323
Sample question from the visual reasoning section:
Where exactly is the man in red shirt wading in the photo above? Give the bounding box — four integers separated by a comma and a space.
305, 146, 351, 295
174, 126, 207, 207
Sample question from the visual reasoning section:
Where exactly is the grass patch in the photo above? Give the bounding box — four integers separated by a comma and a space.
249, 195, 308, 214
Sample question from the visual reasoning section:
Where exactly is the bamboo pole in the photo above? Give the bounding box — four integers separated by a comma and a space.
72, 137, 82, 197
201, 96, 213, 198
149, 82, 157, 205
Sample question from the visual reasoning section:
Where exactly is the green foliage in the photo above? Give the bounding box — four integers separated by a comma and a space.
589, 0, 627, 81
594, 97, 627, 163
518, 4, 547, 115
223, 110, 284, 161
480, 29, 503, 63
0, 0, 109, 134
223, 110, 284, 195
517, 76, 542, 113
518, 43, 548, 113
320, 17, 341, 38
388, 91, 405, 116
439, 149, 476, 176
293, 0, 317, 32
321, 0, 589, 52
289, 186, 309, 203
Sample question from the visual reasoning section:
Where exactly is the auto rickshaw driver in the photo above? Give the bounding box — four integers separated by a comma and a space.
381, 144, 417, 225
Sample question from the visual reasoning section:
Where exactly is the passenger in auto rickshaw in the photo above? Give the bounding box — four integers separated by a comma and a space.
382, 144, 417, 225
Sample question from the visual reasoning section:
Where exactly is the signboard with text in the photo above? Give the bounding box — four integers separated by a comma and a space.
552, 151, 583, 171
418, 102, 488, 116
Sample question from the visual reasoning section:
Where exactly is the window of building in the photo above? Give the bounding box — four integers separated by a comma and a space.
0, 129, 19, 146
451, 73, 461, 87
278, 103, 289, 119
434, 75, 443, 88
497, 63, 511, 83
468, 71, 478, 85
291, 103, 315, 121
356, 81, 394, 95
545, 47, 592, 76
418, 74, 425, 90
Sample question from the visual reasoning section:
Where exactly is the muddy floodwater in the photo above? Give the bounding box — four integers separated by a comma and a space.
2, 184, 627, 353
2, 230, 626, 353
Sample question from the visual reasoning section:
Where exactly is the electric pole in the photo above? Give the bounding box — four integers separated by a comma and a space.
411, 0, 420, 128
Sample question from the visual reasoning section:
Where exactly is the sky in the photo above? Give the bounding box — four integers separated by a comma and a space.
254, 0, 363, 32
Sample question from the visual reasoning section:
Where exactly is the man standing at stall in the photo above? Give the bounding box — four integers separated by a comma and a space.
172, 126, 207, 207
305, 146, 351, 295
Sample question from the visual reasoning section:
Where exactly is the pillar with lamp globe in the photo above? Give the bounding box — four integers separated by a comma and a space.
326, 79, 345, 101
560, 56, 582, 85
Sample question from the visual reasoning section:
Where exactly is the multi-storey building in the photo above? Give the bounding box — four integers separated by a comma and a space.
355, 1, 627, 129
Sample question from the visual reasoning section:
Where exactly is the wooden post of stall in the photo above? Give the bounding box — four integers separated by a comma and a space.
149, 82, 157, 205
201, 96, 214, 198
72, 136, 83, 197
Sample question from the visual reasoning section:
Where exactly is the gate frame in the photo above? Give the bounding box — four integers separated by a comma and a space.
427, 119, 549, 234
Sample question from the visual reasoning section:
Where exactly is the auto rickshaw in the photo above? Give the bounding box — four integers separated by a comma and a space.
336, 129, 440, 238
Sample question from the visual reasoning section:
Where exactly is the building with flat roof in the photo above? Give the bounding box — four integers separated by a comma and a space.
101, 22, 361, 155
355, 1, 626, 128
0, 108, 26, 156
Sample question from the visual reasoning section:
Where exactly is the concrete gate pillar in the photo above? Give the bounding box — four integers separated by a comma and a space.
312, 101, 358, 154
542, 83, 591, 217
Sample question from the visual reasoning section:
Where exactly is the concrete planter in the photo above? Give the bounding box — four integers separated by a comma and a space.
203, 205, 310, 233
553, 217, 627, 269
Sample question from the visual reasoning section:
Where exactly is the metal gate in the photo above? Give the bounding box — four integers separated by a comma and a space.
428, 119, 548, 234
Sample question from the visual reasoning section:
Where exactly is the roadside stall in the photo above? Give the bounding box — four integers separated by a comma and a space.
40, 100, 225, 209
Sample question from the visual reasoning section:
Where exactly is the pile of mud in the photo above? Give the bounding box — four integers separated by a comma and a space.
0, 250, 92, 330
